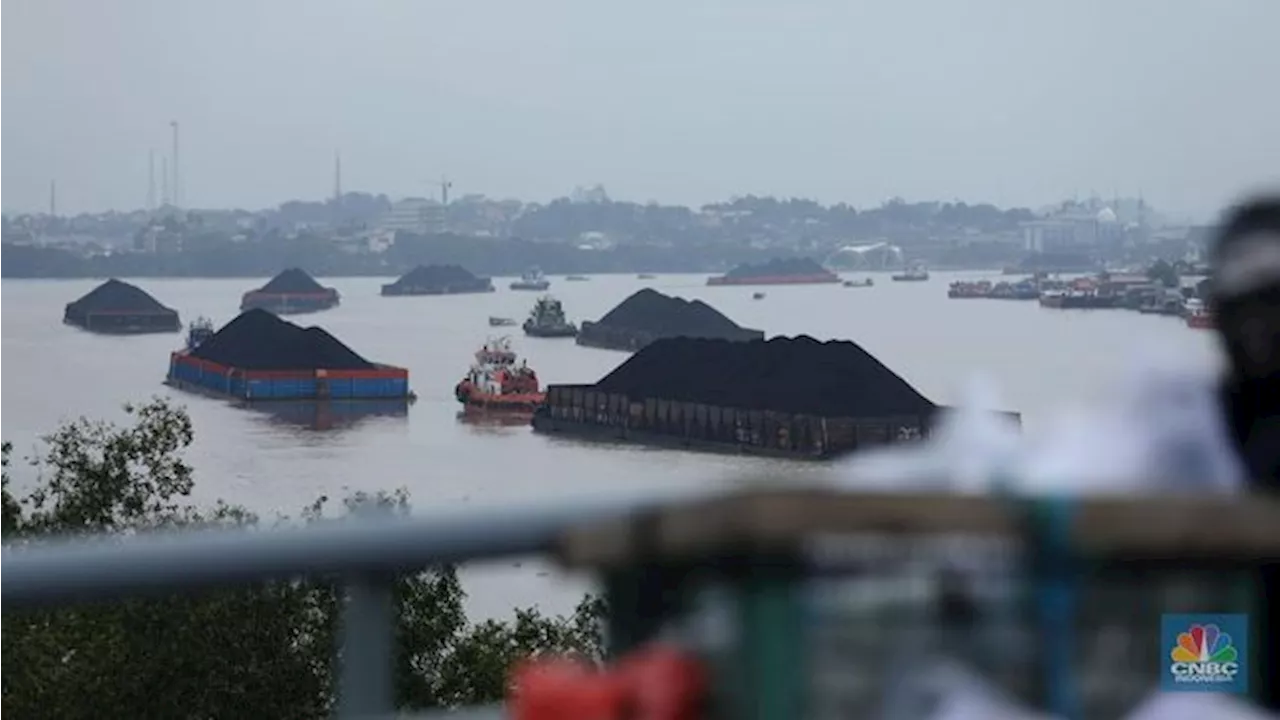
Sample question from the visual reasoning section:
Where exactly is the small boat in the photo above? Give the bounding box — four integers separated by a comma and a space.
489, 316, 517, 327
523, 296, 578, 338
565, 275, 590, 282
637, 273, 656, 279
454, 337, 545, 414
510, 267, 551, 291
843, 278, 874, 288
1185, 299, 1214, 329
184, 317, 216, 351
891, 264, 929, 282
752, 292, 766, 300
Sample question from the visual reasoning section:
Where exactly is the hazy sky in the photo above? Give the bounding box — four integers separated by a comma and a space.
4, 0, 1279, 218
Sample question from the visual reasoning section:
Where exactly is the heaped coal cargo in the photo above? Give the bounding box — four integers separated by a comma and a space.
240, 268, 340, 314
381, 264, 495, 296
166, 309, 412, 402
576, 288, 764, 352
63, 279, 181, 334
534, 335, 1020, 459
706, 257, 841, 286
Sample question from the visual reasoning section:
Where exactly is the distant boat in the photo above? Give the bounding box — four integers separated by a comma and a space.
489, 317, 517, 327
510, 268, 551, 291
637, 273, 657, 279
843, 278, 874, 288
752, 292, 766, 300
566, 275, 590, 282
891, 265, 929, 282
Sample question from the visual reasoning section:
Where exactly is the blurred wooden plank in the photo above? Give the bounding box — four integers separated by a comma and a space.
555, 488, 1280, 569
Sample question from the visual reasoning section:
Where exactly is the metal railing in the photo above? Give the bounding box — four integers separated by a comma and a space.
2, 491, 709, 719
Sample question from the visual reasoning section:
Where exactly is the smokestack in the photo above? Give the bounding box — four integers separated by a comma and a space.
170, 120, 181, 208
148, 150, 156, 211
334, 151, 342, 204
161, 156, 170, 206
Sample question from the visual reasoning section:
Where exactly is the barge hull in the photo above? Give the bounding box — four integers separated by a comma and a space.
166, 353, 411, 401
707, 274, 841, 286
64, 313, 181, 334
534, 384, 1020, 460
381, 282, 495, 296
240, 290, 340, 314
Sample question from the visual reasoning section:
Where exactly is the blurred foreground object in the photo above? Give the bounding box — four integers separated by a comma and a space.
547, 487, 1279, 719
1209, 195, 1280, 713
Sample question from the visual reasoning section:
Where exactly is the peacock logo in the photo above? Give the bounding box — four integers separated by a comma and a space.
1168, 623, 1240, 686
1171, 624, 1238, 664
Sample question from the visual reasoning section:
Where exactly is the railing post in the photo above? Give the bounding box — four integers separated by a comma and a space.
338, 501, 398, 719
338, 573, 396, 718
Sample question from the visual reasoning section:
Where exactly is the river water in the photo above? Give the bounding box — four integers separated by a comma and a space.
1, 271, 1220, 618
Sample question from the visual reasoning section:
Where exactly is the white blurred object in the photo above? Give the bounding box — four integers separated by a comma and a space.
1123, 691, 1279, 720
925, 375, 1023, 493
890, 660, 1057, 720
838, 374, 1021, 492
840, 359, 1246, 495
1017, 354, 1244, 494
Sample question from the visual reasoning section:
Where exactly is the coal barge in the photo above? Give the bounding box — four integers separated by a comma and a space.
64, 279, 181, 334
166, 309, 413, 402
707, 257, 841, 286
241, 268, 340, 314
382, 264, 495, 296
534, 335, 1019, 460
576, 289, 764, 352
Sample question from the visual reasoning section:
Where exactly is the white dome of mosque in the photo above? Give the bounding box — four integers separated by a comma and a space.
1097, 207, 1118, 223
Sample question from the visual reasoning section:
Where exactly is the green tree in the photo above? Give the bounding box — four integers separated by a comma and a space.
1146, 258, 1180, 288
2, 398, 603, 718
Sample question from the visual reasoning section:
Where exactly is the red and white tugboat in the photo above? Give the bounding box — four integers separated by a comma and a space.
454, 337, 545, 414
1184, 298, 1215, 329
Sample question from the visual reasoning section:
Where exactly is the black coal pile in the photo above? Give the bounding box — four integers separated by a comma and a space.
190, 309, 375, 371
65, 279, 176, 317
382, 264, 493, 294
255, 268, 329, 295
399, 264, 479, 285
723, 257, 829, 279
593, 289, 757, 337
594, 335, 935, 418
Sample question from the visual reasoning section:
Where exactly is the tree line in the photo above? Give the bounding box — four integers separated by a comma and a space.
2, 398, 604, 716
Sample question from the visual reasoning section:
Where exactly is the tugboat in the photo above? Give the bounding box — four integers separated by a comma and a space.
523, 296, 578, 338
1185, 298, 1214, 329
510, 267, 551, 291
454, 337, 545, 414
184, 317, 215, 351
891, 264, 930, 282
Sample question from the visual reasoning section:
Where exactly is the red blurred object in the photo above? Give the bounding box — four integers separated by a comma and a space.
617, 644, 709, 720
510, 645, 708, 720
511, 658, 628, 720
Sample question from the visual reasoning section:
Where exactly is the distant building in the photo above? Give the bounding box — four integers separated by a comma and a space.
1021, 206, 1123, 252
380, 197, 444, 235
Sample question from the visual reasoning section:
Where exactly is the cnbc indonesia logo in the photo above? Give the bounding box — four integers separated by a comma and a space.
1169, 623, 1240, 686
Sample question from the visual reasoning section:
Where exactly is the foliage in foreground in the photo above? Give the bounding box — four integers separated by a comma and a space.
1, 399, 603, 718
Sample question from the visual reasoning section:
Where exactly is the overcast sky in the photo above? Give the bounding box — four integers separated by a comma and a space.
4, 0, 1279, 218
